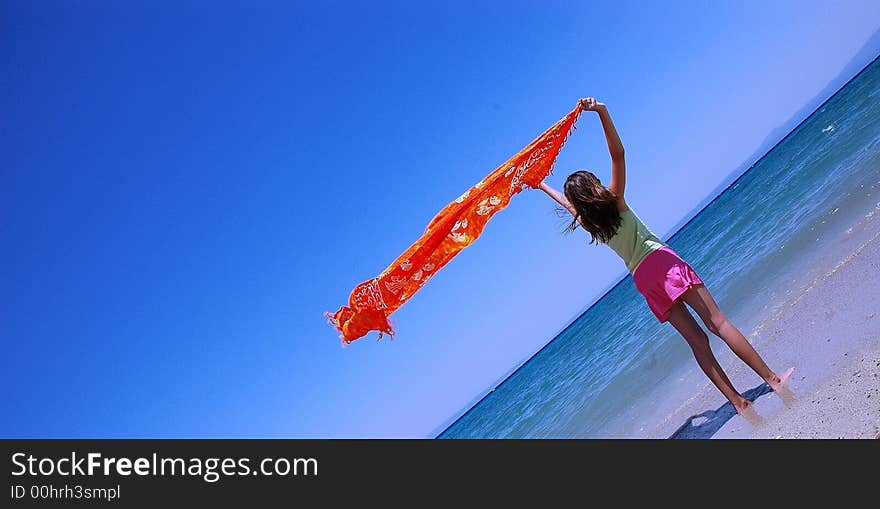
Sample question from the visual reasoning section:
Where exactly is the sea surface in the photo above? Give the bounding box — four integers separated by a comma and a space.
438, 55, 880, 438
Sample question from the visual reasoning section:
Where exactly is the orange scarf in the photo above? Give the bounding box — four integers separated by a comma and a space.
326, 106, 582, 343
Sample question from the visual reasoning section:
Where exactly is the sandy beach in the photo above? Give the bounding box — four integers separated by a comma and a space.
746, 345, 880, 439
439, 57, 880, 440
733, 207, 880, 439
664, 200, 880, 439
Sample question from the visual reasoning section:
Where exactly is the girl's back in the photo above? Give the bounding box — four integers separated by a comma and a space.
605, 207, 666, 274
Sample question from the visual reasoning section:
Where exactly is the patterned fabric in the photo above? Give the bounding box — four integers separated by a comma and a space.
326, 106, 583, 343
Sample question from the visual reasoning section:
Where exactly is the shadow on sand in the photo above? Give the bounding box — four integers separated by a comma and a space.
669, 383, 773, 439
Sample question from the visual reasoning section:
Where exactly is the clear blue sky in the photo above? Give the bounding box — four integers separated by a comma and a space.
3, 1, 879, 438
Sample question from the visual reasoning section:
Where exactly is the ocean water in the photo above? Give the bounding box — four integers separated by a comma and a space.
438, 56, 880, 439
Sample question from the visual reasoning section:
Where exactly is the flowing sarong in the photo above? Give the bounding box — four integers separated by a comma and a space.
326, 106, 582, 343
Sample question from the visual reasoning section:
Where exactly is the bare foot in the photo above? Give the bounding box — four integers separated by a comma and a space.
767, 367, 795, 391
767, 367, 797, 405
734, 400, 764, 426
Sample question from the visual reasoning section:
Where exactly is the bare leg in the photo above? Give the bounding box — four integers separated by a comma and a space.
666, 302, 754, 415
681, 284, 794, 391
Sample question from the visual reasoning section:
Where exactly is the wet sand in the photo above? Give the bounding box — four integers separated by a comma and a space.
653, 199, 880, 439
722, 203, 880, 439
746, 345, 880, 439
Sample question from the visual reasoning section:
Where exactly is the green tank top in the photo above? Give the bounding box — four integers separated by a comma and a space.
605, 207, 666, 273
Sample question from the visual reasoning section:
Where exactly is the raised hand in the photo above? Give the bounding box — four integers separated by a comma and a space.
578, 97, 606, 112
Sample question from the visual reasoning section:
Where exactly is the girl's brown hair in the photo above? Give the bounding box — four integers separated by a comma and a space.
562, 170, 622, 244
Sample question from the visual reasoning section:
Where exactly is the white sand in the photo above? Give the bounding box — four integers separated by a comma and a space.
642, 199, 880, 439
746, 345, 880, 439
722, 206, 880, 439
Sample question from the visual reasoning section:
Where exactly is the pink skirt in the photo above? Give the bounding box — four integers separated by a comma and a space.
632, 246, 704, 323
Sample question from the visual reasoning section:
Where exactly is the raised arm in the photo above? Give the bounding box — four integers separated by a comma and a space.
537, 181, 574, 214
579, 98, 626, 203
537, 181, 588, 231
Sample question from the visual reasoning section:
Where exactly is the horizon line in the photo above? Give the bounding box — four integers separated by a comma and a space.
430, 51, 880, 439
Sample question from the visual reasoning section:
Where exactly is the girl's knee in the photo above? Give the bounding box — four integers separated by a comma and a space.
705, 315, 729, 336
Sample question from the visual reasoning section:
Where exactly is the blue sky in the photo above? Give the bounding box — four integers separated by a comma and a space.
3, 1, 879, 438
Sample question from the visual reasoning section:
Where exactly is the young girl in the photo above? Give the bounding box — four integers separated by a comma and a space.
537, 97, 794, 419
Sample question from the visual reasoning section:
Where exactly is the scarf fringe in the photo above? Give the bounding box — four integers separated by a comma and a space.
325, 307, 395, 346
